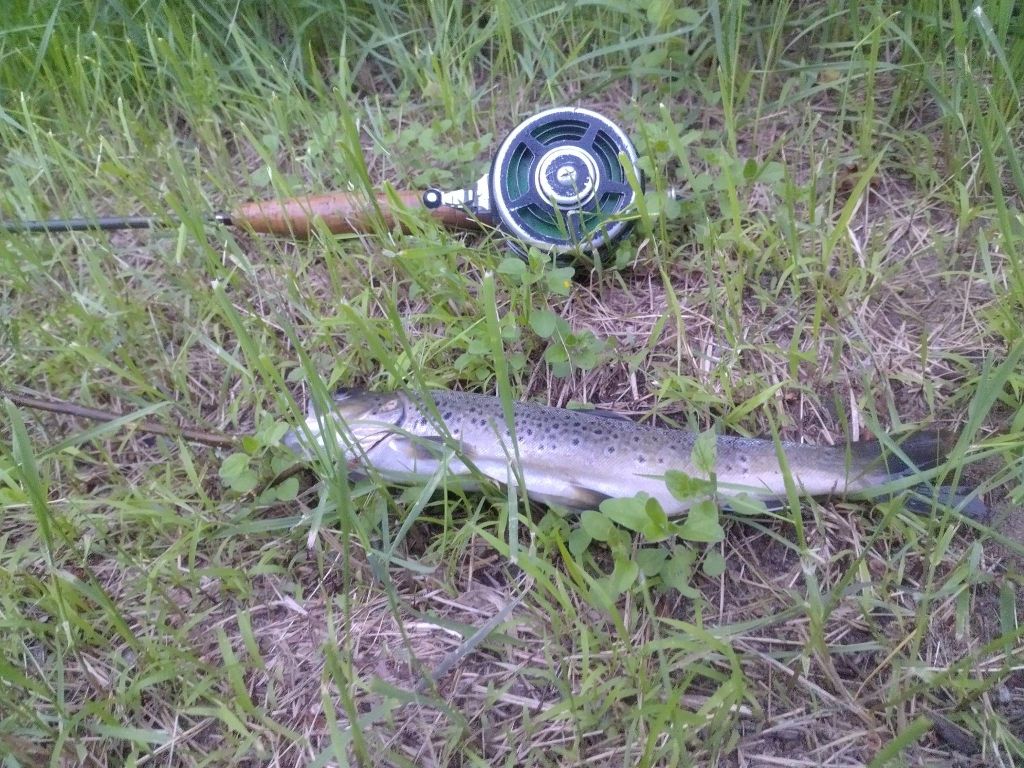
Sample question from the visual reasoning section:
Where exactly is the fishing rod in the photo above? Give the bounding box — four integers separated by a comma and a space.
3, 389, 238, 448
1, 107, 649, 257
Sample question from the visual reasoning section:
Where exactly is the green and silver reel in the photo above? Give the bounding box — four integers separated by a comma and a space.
423, 107, 643, 257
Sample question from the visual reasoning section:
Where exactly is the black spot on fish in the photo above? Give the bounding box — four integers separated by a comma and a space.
638, 455, 646, 464
572, 437, 580, 446
606, 446, 615, 455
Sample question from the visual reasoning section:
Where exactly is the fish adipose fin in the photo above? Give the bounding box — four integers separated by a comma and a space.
850, 430, 988, 521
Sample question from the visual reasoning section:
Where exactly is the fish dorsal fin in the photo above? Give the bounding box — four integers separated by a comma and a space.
578, 407, 635, 423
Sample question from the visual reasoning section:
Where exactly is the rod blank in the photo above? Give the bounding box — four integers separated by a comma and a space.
2, 215, 174, 232
0, 213, 237, 233
0, 190, 481, 238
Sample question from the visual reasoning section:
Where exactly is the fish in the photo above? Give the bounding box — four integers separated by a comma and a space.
282, 388, 988, 520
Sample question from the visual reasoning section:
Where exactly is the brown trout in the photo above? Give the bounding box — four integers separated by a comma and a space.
282, 388, 986, 519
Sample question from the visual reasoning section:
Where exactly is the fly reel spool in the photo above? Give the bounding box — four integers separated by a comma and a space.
423, 107, 643, 257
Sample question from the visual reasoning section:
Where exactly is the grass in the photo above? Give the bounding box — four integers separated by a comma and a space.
1, 0, 1023, 764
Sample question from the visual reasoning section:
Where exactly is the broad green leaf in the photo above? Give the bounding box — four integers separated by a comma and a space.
580, 509, 614, 541
665, 470, 713, 501
271, 453, 300, 475
724, 494, 770, 516
646, 0, 673, 28
599, 494, 653, 532
538, 510, 569, 538
691, 429, 717, 476
743, 157, 759, 181
702, 549, 727, 578
530, 309, 558, 339
758, 161, 785, 183
677, 7, 702, 24
606, 526, 631, 554
497, 257, 526, 276
262, 421, 290, 445
544, 345, 568, 365
605, 555, 639, 595
635, 547, 668, 577
275, 476, 300, 501
229, 470, 259, 494
574, 345, 599, 370
546, 267, 575, 295
219, 452, 251, 480
661, 548, 698, 596
568, 527, 591, 558
677, 499, 725, 543
640, 497, 672, 541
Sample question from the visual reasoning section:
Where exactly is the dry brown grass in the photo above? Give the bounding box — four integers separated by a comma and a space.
9, 105, 1020, 766
3, 5, 1023, 766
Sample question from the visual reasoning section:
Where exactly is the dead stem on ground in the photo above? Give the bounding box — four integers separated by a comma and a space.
4, 68, 1021, 766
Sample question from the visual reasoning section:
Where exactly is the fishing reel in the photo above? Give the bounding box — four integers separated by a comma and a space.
423, 107, 643, 257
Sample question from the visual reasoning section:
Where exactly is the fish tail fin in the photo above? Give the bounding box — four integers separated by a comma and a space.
903, 484, 991, 522
850, 430, 989, 521
849, 429, 955, 474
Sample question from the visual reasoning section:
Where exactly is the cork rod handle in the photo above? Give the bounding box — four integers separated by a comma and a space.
229, 190, 484, 237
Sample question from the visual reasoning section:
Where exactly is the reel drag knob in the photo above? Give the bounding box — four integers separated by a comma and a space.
489, 107, 642, 256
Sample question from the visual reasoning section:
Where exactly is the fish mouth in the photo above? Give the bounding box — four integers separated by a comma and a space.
282, 389, 407, 459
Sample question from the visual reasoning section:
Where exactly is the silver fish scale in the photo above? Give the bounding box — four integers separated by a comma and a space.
401, 391, 712, 475
407, 389, 941, 514
411, 390, 779, 466
286, 388, 986, 519
393, 390, 790, 511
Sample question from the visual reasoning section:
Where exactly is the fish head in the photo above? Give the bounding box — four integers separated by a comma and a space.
282, 389, 406, 460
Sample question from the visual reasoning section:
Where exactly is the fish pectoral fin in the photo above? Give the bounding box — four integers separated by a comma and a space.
393, 434, 453, 461
472, 457, 611, 511
520, 479, 611, 512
